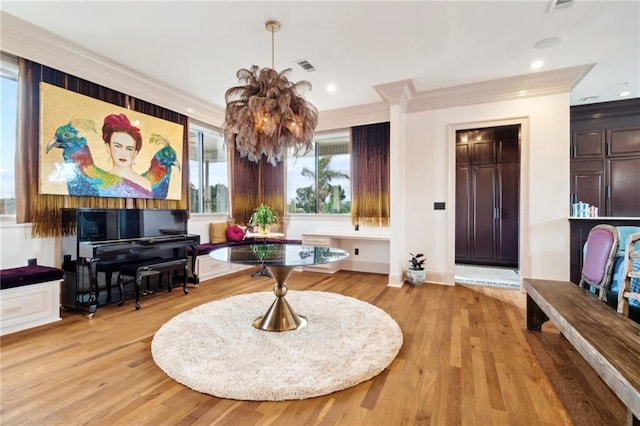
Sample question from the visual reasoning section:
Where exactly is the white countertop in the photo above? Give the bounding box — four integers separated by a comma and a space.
302, 231, 390, 241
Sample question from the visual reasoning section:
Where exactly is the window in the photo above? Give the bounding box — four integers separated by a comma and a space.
286, 130, 350, 214
188, 123, 229, 214
0, 55, 18, 215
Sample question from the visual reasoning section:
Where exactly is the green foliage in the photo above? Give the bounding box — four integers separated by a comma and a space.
293, 186, 317, 213
409, 252, 425, 270
290, 155, 350, 213
250, 204, 278, 229
190, 183, 229, 214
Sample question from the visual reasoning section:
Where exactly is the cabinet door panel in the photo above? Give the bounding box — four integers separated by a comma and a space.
472, 165, 496, 261
607, 157, 640, 217
497, 164, 519, 265
472, 141, 495, 165
456, 144, 470, 165
573, 130, 604, 158
498, 138, 519, 164
455, 167, 471, 261
571, 171, 604, 210
608, 127, 640, 156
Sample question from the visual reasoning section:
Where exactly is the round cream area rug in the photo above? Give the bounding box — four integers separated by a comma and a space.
151, 290, 403, 401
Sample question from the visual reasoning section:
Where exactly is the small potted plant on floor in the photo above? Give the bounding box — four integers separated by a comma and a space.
407, 252, 426, 286
250, 204, 278, 234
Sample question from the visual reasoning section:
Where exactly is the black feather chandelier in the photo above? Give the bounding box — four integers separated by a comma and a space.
222, 20, 318, 166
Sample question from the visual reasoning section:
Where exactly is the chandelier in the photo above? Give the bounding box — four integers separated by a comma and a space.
222, 20, 318, 166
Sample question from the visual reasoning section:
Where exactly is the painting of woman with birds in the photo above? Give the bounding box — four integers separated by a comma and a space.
38, 82, 183, 200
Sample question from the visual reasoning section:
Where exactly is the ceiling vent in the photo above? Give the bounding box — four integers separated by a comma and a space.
578, 95, 600, 102
295, 59, 317, 72
548, 0, 576, 12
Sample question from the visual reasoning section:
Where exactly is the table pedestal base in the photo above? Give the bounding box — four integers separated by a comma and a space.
253, 297, 307, 331
253, 266, 306, 332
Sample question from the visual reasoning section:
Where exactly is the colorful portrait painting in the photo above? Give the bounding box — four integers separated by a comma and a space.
39, 82, 184, 200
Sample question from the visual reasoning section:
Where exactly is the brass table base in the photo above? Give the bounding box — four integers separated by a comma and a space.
252, 265, 307, 332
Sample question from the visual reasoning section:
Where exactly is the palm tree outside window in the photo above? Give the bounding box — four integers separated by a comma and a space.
286, 131, 350, 214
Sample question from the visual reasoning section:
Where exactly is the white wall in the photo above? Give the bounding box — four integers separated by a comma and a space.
404, 93, 570, 284
0, 219, 59, 268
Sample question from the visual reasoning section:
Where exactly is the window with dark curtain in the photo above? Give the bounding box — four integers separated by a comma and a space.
350, 122, 390, 227
15, 58, 188, 237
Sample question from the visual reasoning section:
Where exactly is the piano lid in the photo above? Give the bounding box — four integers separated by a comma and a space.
68, 208, 189, 242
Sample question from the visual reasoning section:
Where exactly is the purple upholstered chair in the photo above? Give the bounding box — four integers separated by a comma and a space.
579, 224, 619, 301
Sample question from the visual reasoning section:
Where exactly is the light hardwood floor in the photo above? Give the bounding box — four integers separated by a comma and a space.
0, 270, 625, 425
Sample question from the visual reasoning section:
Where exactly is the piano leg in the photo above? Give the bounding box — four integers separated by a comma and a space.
135, 270, 143, 310
117, 273, 125, 307
182, 264, 189, 295
87, 258, 98, 319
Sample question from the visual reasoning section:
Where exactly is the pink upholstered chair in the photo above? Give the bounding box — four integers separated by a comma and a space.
579, 224, 619, 301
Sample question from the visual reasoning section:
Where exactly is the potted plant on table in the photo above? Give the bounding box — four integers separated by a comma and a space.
250, 204, 279, 234
407, 252, 426, 286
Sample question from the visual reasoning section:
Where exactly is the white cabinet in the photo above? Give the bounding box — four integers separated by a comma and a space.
193, 254, 251, 282
1, 280, 61, 335
301, 235, 337, 273
301, 232, 390, 274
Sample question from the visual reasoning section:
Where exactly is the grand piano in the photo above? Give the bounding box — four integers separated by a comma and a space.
62, 208, 199, 316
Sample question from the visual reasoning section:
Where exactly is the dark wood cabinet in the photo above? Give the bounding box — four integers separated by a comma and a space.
572, 130, 605, 158
455, 125, 519, 267
571, 99, 640, 217
607, 156, 640, 216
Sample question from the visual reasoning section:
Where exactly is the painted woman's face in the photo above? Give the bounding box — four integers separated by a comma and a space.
108, 132, 138, 168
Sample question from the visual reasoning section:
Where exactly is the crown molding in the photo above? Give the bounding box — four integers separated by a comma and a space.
374, 79, 416, 110
407, 64, 595, 112
570, 97, 640, 120
0, 11, 225, 126
317, 102, 390, 131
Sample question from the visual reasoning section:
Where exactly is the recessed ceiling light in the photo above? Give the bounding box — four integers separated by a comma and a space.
534, 37, 562, 49
518, 90, 527, 96
619, 91, 631, 97
326, 83, 336, 93
531, 60, 544, 70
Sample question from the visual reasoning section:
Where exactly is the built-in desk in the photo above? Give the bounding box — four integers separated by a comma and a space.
301, 232, 390, 274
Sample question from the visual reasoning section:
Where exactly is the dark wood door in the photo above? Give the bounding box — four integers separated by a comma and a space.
455, 125, 520, 267
571, 170, 605, 209
607, 156, 640, 217
472, 165, 496, 262
455, 166, 471, 260
497, 163, 519, 264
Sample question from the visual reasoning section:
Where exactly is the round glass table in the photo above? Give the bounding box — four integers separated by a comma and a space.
210, 244, 348, 332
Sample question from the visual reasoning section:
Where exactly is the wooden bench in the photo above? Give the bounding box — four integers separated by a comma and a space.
525, 278, 640, 425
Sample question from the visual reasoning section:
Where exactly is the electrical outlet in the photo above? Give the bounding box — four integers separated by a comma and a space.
354, 248, 359, 255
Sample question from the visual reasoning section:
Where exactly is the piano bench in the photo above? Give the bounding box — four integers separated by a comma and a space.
118, 258, 188, 310
96, 257, 162, 304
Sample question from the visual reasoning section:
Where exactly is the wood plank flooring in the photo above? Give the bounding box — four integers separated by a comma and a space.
0, 270, 626, 425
